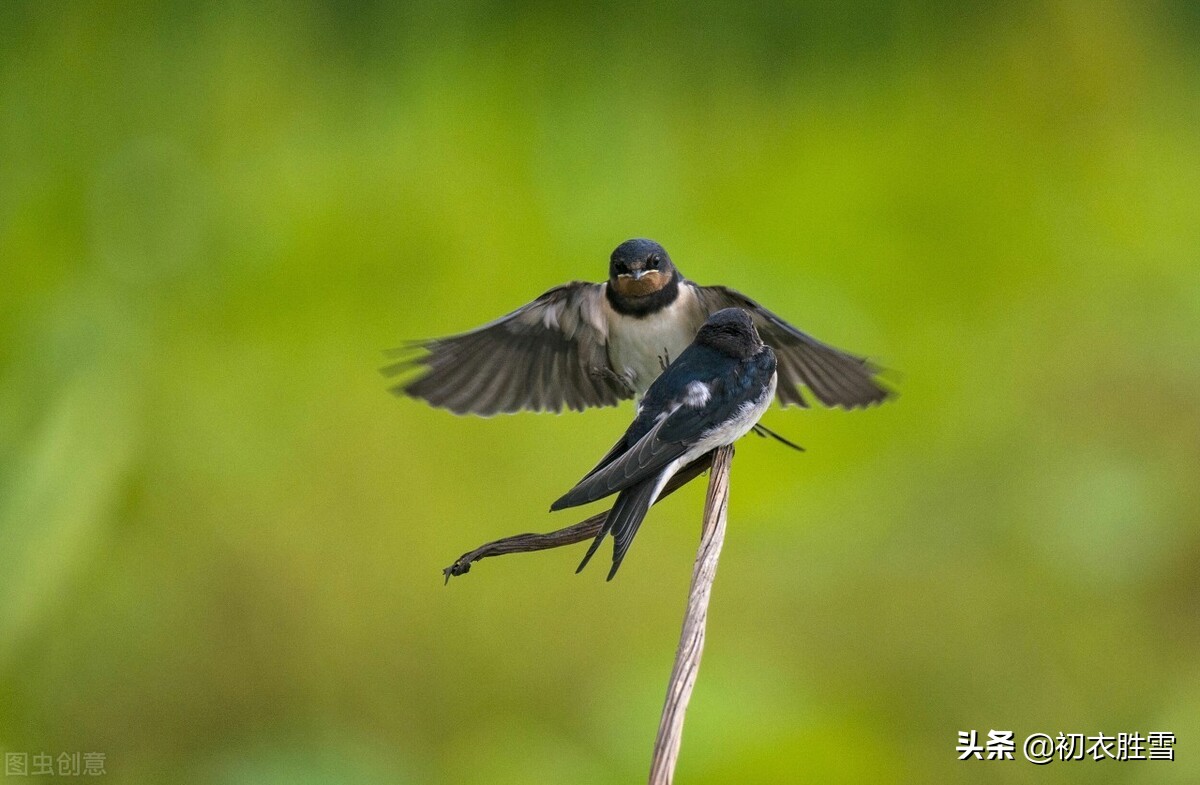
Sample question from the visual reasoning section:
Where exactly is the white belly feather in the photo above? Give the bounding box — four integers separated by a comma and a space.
690, 370, 777, 455
605, 286, 705, 395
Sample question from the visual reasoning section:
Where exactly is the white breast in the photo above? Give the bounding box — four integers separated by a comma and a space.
647, 370, 778, 508
605, 286, 704, 395
689, 370, 777, 456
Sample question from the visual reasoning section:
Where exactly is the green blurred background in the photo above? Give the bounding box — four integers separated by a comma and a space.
2, 2, 1199, 783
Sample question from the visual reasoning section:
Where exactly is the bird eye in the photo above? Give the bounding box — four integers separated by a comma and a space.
648, 255, 660, 269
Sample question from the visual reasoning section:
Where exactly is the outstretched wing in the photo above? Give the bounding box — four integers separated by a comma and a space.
692, 284, 891, 409
386, 282, 632, 416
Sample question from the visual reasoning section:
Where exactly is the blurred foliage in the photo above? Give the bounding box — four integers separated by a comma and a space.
2, 1, 1199, 783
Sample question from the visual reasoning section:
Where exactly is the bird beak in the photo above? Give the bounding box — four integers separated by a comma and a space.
629, 269, 647, 281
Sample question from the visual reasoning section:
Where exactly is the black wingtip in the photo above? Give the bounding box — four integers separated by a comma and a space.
576, 515, 612, 574
752, 424, 806, 453
379, 358, 425, 378
382, 340, 432, 358
576, 541, 602, 573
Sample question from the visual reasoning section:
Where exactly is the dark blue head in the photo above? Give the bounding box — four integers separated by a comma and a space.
695, 308, 764, 358
607, 239, 679, 298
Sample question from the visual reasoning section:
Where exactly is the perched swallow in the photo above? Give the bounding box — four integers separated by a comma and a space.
551, 308, 777, 580
387, 239, 890, 415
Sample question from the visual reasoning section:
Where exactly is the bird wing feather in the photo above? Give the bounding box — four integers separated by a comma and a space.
385, 282, 631, 416
691, 284, 892, 409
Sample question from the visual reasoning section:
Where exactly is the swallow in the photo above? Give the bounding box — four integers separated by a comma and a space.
550, 308, 777, 580
387, 238, 890, 415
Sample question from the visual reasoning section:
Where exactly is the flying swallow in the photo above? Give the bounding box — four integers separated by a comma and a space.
387, 239, 890, 415
550, 308, 777, 580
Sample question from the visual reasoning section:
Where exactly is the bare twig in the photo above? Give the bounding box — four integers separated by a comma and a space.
442, 514, 605, 583
442, 454, 714, 581
441, 445, 734, 784
648, 443, 733, 785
